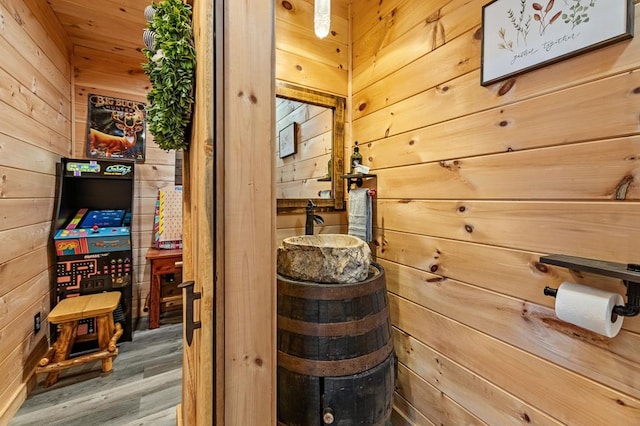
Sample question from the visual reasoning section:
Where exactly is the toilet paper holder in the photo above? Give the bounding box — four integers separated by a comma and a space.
540, 254, 640, 317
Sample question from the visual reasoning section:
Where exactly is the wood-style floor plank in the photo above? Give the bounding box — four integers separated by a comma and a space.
10, 318, 183, 426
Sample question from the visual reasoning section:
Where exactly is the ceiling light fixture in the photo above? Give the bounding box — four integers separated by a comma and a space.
314, 0, 331, 39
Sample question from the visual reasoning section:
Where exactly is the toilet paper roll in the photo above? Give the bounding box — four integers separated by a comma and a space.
555, 282, 624, 337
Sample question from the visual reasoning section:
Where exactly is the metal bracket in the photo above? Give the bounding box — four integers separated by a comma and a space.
540, 254, 640, 317
178, 280, 201, 346
341, 173, 376, 192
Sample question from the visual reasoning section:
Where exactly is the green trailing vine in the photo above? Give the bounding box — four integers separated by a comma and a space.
142, 0, 196, 151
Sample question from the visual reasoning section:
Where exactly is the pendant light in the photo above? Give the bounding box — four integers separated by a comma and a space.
314, 0, 331, 39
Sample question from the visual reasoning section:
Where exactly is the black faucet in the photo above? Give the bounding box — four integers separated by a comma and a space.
305, 200, 325, 235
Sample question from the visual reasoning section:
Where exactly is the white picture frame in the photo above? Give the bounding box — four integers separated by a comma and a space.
481, 0, 634, 86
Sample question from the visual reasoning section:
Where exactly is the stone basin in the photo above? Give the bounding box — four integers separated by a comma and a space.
277, 234, 371, 284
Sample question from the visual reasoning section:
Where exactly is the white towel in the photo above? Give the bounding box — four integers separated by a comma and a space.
348, 188, 372, 242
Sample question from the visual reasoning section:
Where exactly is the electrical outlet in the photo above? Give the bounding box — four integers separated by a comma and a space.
34, 312, 41, 334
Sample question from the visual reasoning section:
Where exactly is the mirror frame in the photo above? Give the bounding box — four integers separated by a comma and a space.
276, 80, 345, 212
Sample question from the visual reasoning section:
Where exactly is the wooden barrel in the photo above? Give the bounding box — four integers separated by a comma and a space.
277, 262, 396, 425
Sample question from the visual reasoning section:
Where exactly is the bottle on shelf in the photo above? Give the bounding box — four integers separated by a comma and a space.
350, 141, 363, 174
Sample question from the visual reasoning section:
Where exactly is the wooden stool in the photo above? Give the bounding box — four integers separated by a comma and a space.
37, 292, 124, 387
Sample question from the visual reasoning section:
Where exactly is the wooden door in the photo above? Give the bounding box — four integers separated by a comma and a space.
180, 0, 275, 425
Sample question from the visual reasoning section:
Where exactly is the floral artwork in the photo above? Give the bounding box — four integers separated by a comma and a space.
481, 0, 634, 86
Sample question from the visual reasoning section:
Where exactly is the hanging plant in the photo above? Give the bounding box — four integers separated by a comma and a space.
142, 0, 196, 151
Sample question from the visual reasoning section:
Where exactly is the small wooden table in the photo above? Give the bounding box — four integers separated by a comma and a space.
37, 292, 123, 387
146, 248, 183, 329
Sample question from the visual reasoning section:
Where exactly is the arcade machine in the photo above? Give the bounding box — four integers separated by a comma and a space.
52, 157, 135, 351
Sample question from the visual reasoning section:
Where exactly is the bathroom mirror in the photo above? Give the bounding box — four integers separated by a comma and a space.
276, 81, 345, 212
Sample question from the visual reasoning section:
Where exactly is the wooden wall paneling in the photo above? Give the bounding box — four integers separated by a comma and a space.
0, 271, 50, 331
390, 294, 640, 425
276, 49, 349, 96
0, 134, 63, 174
0, 224, 50, 265
350, 0, 409, 43
393, 331, 561, 425
0, 336, 48, 423
353, 6, 640, 134
352, 1, 640, 422
275, 0, 349, 45
8, 0, 72, 65
276, 103, 331, 136
275, 131, 332, 167
0, 68, 71, 139
0, 291, 50, 406
0, 166, 57, 199
0, 199, 55, 232
382, 258, 640, 398
395, 362, 486, 426
72, 46, 147, 79
354, 3, 640, 123
0, 1, 70, 420
392, 393, 434, 426
0, 33, 70, 112
74, 69, 150, 96
373, 137, 640, 200
47, 0, 147, 56
0, 247, 51, 298
0, 1, 70, 91
275, 176, 332, 198
376, 200, 640, 263
375, 230, 633, 320
352, 26, 481, 121
0, 103, 68, 155
352, 0, 481, 92
354, 69, 640, 146
276, 19, 348, 69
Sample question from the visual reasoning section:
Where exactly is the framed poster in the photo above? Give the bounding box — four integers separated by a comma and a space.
86, 94, 147, 162
279, 122, 298, 158
481, 0, 634, 86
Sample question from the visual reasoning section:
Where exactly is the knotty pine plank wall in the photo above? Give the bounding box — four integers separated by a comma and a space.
352, 0, 640, 424
0, 0, 72, 421
275, 0, 349, 241
71, 38, 175, 324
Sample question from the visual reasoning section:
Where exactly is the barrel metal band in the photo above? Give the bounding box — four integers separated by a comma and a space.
277, 339, 394, 377
278, 263, 385, 300
278, 307, 390, 337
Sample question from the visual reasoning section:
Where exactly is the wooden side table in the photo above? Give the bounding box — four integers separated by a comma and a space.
37, 292, 123, 387
146, 248, 183, 329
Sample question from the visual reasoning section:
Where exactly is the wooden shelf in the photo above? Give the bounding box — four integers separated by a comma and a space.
341, 173, 377, 192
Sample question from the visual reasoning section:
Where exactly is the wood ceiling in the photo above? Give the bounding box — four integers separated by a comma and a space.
47, 0, 150, 61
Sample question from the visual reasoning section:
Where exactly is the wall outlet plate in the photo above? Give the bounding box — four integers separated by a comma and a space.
34, 312, 41, 333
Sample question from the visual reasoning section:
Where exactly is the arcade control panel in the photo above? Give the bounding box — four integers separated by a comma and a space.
54, 208, 131, 255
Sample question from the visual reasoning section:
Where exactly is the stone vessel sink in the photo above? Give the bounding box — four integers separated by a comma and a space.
277, 234, 371, 284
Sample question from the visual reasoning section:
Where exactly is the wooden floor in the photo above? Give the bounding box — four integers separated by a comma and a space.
10, 316, 183, 426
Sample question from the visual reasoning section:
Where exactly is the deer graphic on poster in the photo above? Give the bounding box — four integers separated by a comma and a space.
89, 111, 144, 158
86, 94, 147, 161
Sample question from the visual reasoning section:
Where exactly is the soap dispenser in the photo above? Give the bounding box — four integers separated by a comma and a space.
350, 141, 363, 174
